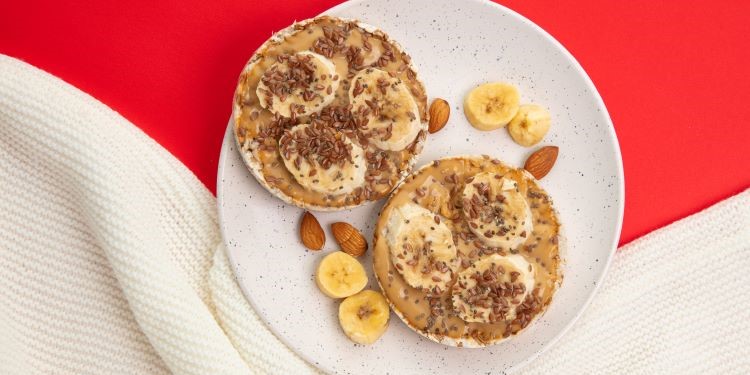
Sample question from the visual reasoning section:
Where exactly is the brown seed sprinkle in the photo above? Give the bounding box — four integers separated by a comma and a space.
312, 25, 349, 58
376, 77, 389, 95
352, 79, 364, 97
260, 53, 319, 101
278, 121, 354, 171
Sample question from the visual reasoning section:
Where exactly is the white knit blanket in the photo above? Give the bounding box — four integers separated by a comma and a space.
0, 55, 747, 375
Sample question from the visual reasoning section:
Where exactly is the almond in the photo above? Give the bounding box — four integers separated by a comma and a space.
428, 98, 450, 134
300, 211, 325, 250
331, 222, 367, 257
524, 146, 558, 180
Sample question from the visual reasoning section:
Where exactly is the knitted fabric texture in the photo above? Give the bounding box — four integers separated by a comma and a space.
0, 55, 748, 374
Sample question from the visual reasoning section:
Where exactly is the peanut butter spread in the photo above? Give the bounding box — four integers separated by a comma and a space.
374, 156, 563, 346
233, 16, 428, 209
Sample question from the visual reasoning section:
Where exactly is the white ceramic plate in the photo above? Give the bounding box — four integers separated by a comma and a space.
217, 0, 624, 373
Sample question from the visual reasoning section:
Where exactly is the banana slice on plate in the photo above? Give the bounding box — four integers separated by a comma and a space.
463, 82, 520, 131
339, 290, 390, 345
278, 123, 367, 195
451, 254, 535, 323
316, 251, 368, 299
349, 68, 421, 151
507, 104, 551, 147
385, 203, 459, 294
462, 172, 533, 250
256, 51, 339, 118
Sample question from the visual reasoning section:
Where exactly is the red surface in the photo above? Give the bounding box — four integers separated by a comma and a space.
1, 1, 748, 245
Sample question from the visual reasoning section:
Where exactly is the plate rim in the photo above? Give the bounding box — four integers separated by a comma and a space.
217, 0, 625, 372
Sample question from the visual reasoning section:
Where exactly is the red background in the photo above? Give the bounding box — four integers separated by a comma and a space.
1, 1, 748, 245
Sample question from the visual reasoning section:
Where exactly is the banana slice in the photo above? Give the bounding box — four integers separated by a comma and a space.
339, 290, 390, 345
462, 172, 533, 250
316, 251, 368, 299
451, 254, 535, 323
256, 51, 339, 118
349, 68, 421, 151
385, 203, 459, 294
463, 82, 520, 131
278, 123, 366, 195
507, 104, 551, 147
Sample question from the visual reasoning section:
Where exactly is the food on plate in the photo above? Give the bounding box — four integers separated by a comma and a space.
338, 290, 390, 345
428, 98, 450, 134
461, 172, 533, 250
348, 68, 423, 151
232, 16, 428, 211
463, 82, 520, 131
373, 155, 563, 347
316, 251, 368, 298
451, 254, 535, 323
385, 202, 459, 292
233, 13, 566, 351
524, 146, 559, 180
300, 211, 325, 250
332, 221, 368, 257
508, 104, 552, 146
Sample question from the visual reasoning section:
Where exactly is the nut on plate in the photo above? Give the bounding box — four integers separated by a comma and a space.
300, 211, 325, 250
524, 146, 559, 180
428, 98, 450, 134
331, 222, 368, 257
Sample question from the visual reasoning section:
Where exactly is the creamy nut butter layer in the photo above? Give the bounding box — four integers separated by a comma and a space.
374, 156, 563, 347
233, 16, 428, 210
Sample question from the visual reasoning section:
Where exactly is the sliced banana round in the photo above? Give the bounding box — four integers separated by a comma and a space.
507, 104, 551, 147
339, 290, 390, 345
385, 203, 459, 294
349, 68, 421, 151
315, 251, 368, 299
451, 254, 535, 323
278, 123, 366, 195
462, 172, 533, 250
256, 51, 339, 118
463, 82, 520, 131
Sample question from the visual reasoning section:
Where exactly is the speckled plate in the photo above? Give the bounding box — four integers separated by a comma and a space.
217, 0, 624, 373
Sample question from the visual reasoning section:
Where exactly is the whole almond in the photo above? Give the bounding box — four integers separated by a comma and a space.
428, 98, 450, 134
331, 222, 367, 257
300, 211, 325, 250
524, 146, 559, 180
